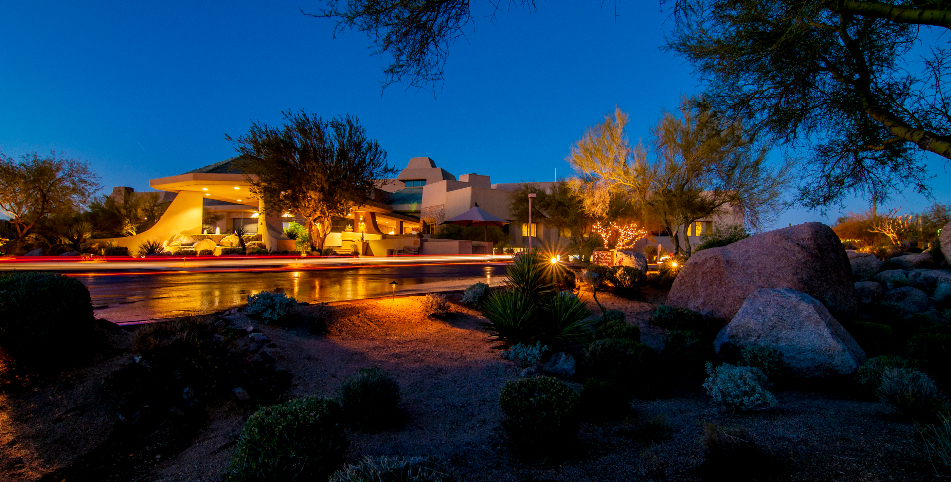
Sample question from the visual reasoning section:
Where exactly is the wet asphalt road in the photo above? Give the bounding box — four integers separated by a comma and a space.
73, 263, 509, 323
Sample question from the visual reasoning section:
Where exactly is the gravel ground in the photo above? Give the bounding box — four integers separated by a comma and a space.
0, 289, 937, 481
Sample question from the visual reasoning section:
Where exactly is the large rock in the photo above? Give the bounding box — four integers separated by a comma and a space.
882, 286, 931, 314
714, 288, 866, 378
886, 252, 934, 270
941, 221, 951, 263
25, 248, 44, 256
194, 238, 217, 253
615, 250, 647, 273
667, 222, 856, 322
220, 234, 241, 247
906, 269, 951, 293
541, 352, 576, 379
850, 253, 884, 280
854, 281, 884, 306
934, 283, 951, 305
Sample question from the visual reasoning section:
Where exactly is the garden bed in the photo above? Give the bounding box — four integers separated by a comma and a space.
0, 291, 936, 482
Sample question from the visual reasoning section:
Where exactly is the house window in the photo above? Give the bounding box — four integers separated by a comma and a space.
687, 221, 702, 237
521, 223, 537, 237
404, 180, 427, 187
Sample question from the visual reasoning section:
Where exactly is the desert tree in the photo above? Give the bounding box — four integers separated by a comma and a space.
228, 111, 396, 252
0, 150, 100, 240
569, 102, 793, 255
309, 0, 536, 89
666, 0, 951, 207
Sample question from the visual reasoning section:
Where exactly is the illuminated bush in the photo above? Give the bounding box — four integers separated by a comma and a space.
461, 281, 490, 306
421, 293, 450, 317
337, 367, 401, 430
246, 290, 297, 323
227, 397, 347, 482
499, 376, 580, 454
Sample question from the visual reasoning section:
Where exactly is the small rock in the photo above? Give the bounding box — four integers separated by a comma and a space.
933, 283, 951, 305
520, 366, 539, 378
182, 387, 194, 400
60, 251, 80, 257
249, 332, 269, 343
232, 387, 251, 401
541, 352, 576, 378
876, 270, 909, 291
25, 248, 44, 256
246, 325, 255, 333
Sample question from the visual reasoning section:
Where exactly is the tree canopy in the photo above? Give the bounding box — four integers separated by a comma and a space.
666, 0, 951, 207
569, 102, 793, 255
0, 150, 100, 239
228, 111, 396, 252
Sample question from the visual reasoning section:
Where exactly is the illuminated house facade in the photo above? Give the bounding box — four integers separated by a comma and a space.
100, 156, 741, 256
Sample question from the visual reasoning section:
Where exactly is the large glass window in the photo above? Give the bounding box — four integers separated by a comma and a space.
521, 223, 537, 237
403, 180, 427, 187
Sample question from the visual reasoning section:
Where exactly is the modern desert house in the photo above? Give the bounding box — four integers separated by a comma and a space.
99, 156, 741, 256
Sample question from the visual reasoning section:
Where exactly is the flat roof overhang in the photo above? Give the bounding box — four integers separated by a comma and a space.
150, 173, 258, 206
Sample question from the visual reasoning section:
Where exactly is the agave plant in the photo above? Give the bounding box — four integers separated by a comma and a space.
505, 250, 554, 301
544, 291, 593, 344
137, 239, 165, 257
480, 290, 539, 346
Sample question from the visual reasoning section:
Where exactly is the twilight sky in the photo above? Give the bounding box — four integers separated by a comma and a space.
2, 1, 949, 229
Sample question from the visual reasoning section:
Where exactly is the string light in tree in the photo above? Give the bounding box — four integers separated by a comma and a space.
592, 222, 649, 249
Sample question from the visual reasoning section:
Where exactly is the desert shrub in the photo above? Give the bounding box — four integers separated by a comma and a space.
579, 377, 632, 422
246, 290, 297, 323
610, 266, 647, 298
543, 291, 593, 345
337, 367, 401, 430
227, 397, 347, 482
855, 355, 920, 397
289, 302, 333, 332
284, 222, 311, 253
643, 245, 658, 262
845, 320, 895, 356
595, 309, 626, 325
907, 327, 951, 388
103, 244, 130, 256
694, 223, 750, 253
663, 330, 717, 379
480, 291, 538, 346
461, 281, 490, 306
585, 338, 662, 398
594, 318, 640, 342
501, 342, 549, 368
651, 255, 686, 288
217, 247, 243, 256
0, 272, 96, 370
322, 247, 337, 256
642, 414, 674, 443
922, 414, 951, 479
651, 305, 707, 332
703, 363, 777, 412
722, 344, 787, 383
498, 376, 580, 454
329, 456, 452, 482
421, 293, 450, 317
583, 263, 613, 288
136, 239, 165, 257
877, 367, 948, 421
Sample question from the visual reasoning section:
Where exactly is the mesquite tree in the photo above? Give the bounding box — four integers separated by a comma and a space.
229, 111, 396, 252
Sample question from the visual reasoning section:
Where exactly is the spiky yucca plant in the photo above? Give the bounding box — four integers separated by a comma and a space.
545, 291, 593, 344
505, 250, 553, 301
480, 290, 539, 346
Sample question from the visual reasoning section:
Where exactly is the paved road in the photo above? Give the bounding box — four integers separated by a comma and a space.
72, 263, 510, 323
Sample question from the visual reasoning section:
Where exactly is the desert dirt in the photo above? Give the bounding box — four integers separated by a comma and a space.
0, 288, 937, 482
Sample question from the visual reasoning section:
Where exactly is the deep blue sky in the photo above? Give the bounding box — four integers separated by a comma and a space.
2, 1, 949, 229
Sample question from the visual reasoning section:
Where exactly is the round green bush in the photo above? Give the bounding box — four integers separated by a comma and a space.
227, 397, 348, 482
499, 376, 580, 453
585, 338, 661, 397
338, 367, 401, 429
651, 305, 707, 332
0, 272, 95, 368
328, 455, 452, 482
594, 318, 641, 342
